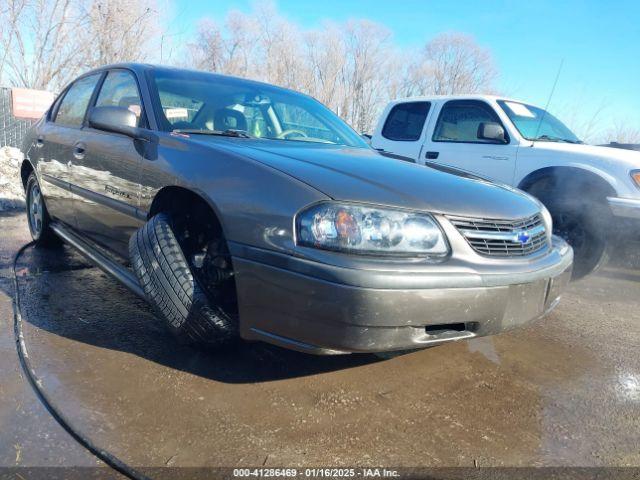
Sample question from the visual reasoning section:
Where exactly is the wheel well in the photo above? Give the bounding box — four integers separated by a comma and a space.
518, 167, 616, 202
148, 186, 225, 238
148, 186, 238, 316
20, 160, 34, 190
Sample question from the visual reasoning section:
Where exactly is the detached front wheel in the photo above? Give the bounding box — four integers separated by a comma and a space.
129, 212, 239, 347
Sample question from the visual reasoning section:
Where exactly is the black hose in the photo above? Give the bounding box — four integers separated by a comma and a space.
12, 241, 151, 480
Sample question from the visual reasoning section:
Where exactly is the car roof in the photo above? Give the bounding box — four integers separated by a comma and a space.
79, 63, 307, 97
388, 94, 527, 105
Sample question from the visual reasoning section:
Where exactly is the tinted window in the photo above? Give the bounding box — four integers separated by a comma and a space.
95, 70, 143, 126
382, 102, 430, 141
433, 100, 506, 143
54, 73, 102, 127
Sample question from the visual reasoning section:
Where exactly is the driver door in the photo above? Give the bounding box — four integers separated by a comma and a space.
69, 69, 146, 258
421, 100, 518, 185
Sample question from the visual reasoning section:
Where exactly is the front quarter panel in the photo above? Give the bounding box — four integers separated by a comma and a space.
139, 135, 329, 253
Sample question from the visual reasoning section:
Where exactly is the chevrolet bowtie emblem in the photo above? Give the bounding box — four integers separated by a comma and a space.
515, 230, 531, 244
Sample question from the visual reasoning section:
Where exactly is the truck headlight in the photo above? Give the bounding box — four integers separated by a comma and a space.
631, 170, 640, 189
295, 202, 449, 256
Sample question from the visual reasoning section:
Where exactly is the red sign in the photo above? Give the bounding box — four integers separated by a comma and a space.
11, 88, 55, 120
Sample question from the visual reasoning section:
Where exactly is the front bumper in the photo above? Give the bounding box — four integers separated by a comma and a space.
231, 236, 573, 354
608, 196, 640, 220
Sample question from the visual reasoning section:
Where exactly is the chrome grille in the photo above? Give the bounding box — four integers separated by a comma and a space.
448, 213, 549, 257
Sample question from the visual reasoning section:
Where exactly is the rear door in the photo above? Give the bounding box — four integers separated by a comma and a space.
420, 100, 518, 185
38, 73, 103, 226
371, 101, 431, 160
69, 69, 146, 258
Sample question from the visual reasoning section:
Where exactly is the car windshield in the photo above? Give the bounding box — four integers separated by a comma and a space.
148, 69, 368, 148
497, 100, 582, 143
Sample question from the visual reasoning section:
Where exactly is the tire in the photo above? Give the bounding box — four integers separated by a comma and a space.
527, 179, 609, 280
548, 203, 609, 280
129, 212, 239, 346
25, 173, 61, 247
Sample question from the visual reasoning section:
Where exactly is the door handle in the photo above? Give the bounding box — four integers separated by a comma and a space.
425, 151, 439, 159
73, 143, 86, 160
36, 136, 45, 148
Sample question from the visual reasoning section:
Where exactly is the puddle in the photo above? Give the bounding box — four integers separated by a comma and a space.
467, 336, 501, 364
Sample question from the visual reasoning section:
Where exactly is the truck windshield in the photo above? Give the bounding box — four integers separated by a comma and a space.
148, 69, 368, 148
497, 100, 582, 144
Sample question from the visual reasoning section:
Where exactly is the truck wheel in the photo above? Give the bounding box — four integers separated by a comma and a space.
129, 212, 239, 346
549, 204, 609, 280
25, 173, 60, 247
527, 178, 609, 279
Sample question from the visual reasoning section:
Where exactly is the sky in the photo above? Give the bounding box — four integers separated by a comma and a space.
167, 0, 640, 139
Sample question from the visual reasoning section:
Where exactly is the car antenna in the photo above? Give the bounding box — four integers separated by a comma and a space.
532, 58, 564, 144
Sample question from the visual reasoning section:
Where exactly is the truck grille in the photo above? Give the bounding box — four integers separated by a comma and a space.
448, 213, 549, 257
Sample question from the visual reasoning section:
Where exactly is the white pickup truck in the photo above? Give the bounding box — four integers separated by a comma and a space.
371, 95, 640, 278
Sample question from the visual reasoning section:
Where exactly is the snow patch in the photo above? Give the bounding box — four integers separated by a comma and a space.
0, 146, 25, 211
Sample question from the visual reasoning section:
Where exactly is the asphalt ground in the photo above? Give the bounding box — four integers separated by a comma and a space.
1, 209, 639, 477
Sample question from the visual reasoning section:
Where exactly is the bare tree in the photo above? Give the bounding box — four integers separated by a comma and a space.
0, 0, 164, 91
303, 23, 346, 109
404, 32, 497, 96
188, 12, 259, 78
0, 0, 88, 90
603, 121, 640, 144
188, 3, 309, 91
556, 98, 607, 144
80, 0, 162, 68
0, 0, 27, 84
337, 20, 396, 132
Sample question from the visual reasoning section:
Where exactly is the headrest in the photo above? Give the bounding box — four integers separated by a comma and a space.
214, 108, 247, 132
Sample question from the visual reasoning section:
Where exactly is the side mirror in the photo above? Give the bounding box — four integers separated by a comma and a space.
88, 106, 156, 144
477, 122, 507, 143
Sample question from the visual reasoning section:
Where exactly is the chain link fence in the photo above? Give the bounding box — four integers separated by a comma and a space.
0, 86, 36, 149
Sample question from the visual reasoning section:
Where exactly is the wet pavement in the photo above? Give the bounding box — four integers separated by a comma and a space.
1, 209, 639, 471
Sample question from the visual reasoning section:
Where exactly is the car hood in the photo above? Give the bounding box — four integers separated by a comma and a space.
200, 139, 541, 220
533, 141, 640, 169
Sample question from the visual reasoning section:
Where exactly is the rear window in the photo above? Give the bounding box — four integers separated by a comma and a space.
381, 102, 431, 141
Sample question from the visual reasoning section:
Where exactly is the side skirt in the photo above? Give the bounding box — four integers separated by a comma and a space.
50, 222, 146, 300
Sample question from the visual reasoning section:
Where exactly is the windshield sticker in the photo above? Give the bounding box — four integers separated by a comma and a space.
505, 102, 536, 118
165, 107, 189, 119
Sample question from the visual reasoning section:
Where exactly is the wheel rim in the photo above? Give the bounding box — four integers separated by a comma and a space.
28, 182, 44, 238
553, 212, 588, 251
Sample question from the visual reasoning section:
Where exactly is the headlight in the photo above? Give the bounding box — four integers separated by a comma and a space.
295, 202, 449, 256
631, 170, 640, 189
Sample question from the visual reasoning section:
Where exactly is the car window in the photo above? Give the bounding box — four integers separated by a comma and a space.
497, 100, 581, 143
433, 100, 506, 143
95, 70, 143, 126
272, 103, 336, 143
54, 73, 102, 127
158, 91, 204, 128
382, 102, 431, 141
150, 69, 368, 147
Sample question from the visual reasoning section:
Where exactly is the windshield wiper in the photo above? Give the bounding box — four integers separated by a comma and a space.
532, 134, 582, 144
172, 129, 254, 138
